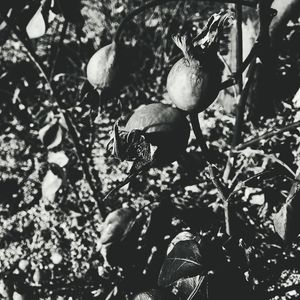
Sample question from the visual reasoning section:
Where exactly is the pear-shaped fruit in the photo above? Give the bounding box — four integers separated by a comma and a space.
124, 103, 190, 165
87, 42, 120, 90
167, 12, 230, 112
26, 8, 46, 39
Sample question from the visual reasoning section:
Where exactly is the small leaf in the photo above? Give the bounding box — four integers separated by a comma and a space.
42, 169, 63, 202
158, 240, 204, 287
0, 20, 10, 46
133, 289, 178, 300
39, 122, 63, 149
174, 275, 204, 299
48, 151, 69, 167
273, 174, 300, 241
167, 231, 195, 255
26, 7, 46, 39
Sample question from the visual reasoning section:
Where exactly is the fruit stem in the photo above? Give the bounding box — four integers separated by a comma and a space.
102, 163, 151, 204
114, 0, 257, 44
190, 113, 232, 234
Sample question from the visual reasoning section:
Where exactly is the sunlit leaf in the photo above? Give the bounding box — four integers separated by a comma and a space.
48, 151, 69, 167
41, 169, 63, 202
26, 7, 46, 39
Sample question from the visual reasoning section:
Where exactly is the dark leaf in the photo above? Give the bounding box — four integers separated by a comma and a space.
39, 122, 63, 149
133, 289, 178, 300
56, 0, 84, 27
174, 275, 204, 299
273, 173, 300, 241
206, 265, 253, 300
158, 240, 204, 287
79, 80, 94, 100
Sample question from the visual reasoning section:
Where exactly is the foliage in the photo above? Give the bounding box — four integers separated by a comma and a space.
1, 0, 300, 300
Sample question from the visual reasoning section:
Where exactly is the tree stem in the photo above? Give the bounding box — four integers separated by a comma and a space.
235, 3, 243, 93
190, 113, 231, 233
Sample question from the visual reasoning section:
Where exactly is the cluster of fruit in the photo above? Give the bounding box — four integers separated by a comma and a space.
87, 10, 233, 299
87, 12, 230, 169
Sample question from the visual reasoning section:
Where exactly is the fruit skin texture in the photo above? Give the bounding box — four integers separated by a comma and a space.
167, 55, 222, 112
86, 42, 119, 89
125, 103, 190, 165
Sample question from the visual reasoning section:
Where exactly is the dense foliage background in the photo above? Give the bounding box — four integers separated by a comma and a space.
1, 0, 300, 299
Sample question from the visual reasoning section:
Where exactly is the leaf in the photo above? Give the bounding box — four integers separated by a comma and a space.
167, 231, 195, 255
56, 0, 84, 27
98, 207, 136, 247
26, 7, 46, 39
0, 19, 11, 46
39, 122, 63, 149
273, 174, 300, 241
174, 275, 204, 300
133, 289, 178, 300
48, 151, 69, 167
41, 169, 63, 202
158, 240, 204, 287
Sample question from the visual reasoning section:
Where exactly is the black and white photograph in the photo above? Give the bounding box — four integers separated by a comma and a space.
1, 0, 300, 299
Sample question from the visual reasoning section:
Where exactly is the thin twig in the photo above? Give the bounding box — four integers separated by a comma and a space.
223, 61, 256, 181
232, 148, 296, 177
235, 120, 300, 150
2, 14, 53, 93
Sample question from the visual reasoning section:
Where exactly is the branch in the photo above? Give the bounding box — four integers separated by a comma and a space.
235, 120, 300, 150
257, 282, 300, 299
235, 3, 243, 93
219, 1, 276, 91
190, 113, 234, 235
2, 14, 106, 218
49, 20, 68, 81
114, 0, 257, 43
1, 14, 53, 93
